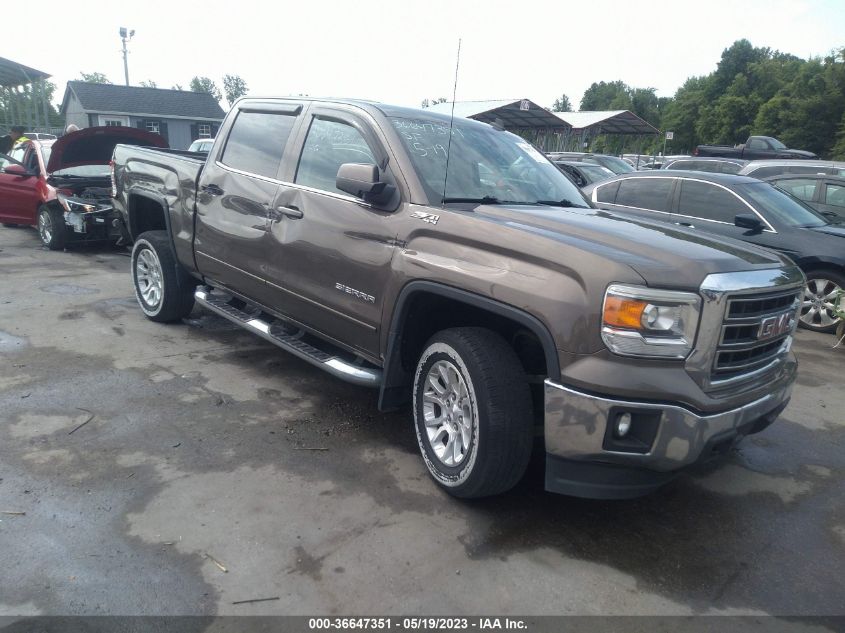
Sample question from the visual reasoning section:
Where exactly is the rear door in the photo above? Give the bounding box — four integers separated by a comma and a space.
193, 102, 304, 306
267, 105, 404, 358
0, 145, 42, 224
602, 176, 678, 224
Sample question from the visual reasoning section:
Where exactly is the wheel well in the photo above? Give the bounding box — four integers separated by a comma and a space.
379, 288, 554, 413
128, 195, 168, 240
800, 263, 844, 279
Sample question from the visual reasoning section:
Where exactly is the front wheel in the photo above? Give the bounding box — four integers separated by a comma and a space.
412, 327, 533, 498
799, 270, 844, 333
131, 230, 196, 322
38, 205, 67, 250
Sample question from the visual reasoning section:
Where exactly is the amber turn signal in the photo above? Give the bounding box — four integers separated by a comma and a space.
603, 296, 648, 329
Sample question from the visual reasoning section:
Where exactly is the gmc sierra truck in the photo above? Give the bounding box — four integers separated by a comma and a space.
694, 135, 817, 160
111, 97, 803, 500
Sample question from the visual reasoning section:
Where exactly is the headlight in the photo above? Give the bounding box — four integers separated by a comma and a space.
601, 284, 701, 359
56, 192, 101, 214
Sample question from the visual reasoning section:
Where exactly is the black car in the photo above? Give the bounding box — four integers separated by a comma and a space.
662, 157, 747, 174
763, 173, 845, 220
584, 171, 845, 333
553, 160, 615, 188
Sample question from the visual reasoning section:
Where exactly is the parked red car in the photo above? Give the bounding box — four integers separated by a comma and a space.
0, 127, 167, 249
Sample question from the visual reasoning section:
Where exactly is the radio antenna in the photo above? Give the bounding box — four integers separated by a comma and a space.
442, 38, 462, 207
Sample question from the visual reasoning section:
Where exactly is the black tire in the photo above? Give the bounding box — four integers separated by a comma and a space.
37, 205, 67, 251
412, 327, 533, 498
799, 269, 845, 334
131, 230, 196, 323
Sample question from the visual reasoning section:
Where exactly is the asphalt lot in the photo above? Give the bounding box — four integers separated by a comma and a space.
0, 225, 843, 617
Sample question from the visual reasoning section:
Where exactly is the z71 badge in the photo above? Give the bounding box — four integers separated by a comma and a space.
410, 210, 440, 225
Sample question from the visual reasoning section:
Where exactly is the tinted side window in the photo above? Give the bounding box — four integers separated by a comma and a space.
824, 184, 845, 208
678, 180, 748, 223
295, 118, 375, 195
615, 178, 673, 211
221, 111, 297, 179
774, 178, 817, 201
595, 180, 620, 203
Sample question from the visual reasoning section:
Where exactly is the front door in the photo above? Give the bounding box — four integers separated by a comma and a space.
0, 145, 42, 224
193, 105, 302, 307
267, 108, 402, 358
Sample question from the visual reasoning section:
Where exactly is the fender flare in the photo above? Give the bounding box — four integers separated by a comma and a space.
378, 280, 560, 411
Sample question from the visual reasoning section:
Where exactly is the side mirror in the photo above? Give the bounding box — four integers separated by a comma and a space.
735, 213, 763, 232
4, 164, 33, 177
336, 163, 390, 203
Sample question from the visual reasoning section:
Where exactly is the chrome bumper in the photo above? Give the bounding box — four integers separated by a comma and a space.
544, 359, 795, 473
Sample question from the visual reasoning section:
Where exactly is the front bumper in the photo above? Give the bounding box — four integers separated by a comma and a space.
543, 357, 795, 499
64, 208, 120, 235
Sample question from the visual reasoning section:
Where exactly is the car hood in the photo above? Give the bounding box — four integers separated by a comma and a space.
472, 204, 790, 288
807, 224, 845, 238
46, 126, 168, 173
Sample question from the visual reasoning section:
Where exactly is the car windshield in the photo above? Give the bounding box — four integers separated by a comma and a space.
51, 164, 110, 177
587, 155, 635, 174
738, 182, 827, 228
578, 163, 615, 183
390, 116, 590, 207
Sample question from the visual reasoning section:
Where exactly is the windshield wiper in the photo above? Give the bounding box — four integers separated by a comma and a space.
534, 199, 590, 209
441, 196, 503, 205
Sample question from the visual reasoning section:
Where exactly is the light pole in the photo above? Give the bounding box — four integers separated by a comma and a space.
119, 27, 135, 86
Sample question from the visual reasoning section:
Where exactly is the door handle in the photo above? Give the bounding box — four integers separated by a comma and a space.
201, 183, 224, 196
676, 221, 695, 228
277, 205, 303, 219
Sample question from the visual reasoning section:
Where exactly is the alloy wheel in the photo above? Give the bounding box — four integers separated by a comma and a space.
800, 277, 842, 329
135, 248, 164, 309
422, 360, 475, 466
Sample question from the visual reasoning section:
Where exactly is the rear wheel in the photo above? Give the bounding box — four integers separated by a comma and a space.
412, 327, 533, 498
799, 270, 844, 333
38, 205, 67, 250
131, 230, 196, 322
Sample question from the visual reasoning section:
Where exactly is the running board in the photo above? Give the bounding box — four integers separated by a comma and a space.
194, 288, 382, 388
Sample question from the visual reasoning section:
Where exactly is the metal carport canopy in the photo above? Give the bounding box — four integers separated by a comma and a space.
554, 110, 658, 135
0, 56, 50, 86
426, 99, 570, 130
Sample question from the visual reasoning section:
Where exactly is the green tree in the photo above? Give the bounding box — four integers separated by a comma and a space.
580, 80, 630, 110
421, 97, 447, 108
189, 77, 222, 102
223, 74, 248, 106
552, 94, 571, 112
79, 72, 111, 84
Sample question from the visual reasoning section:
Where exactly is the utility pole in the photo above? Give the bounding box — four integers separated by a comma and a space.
119, 27, 135, 86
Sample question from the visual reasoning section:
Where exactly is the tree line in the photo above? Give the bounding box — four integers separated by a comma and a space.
551, 40, 845, 159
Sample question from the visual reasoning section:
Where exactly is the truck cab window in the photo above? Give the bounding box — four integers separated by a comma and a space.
295, 118, 376, 195
221, 111, 297, 179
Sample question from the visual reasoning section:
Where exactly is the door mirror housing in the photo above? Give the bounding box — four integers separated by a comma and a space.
735, 213, 764, 232
336, 163, 392, 204
4, 164, 33, 177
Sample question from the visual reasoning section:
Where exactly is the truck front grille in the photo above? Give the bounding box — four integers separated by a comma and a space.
710, 289, 801, 388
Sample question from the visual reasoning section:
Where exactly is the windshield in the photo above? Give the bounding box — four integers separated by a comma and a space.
390, 117, 590, 207
578, 163, 615, 183
738, 182, 827, 228
587, 155, 635, 174
51, 164, 111, 177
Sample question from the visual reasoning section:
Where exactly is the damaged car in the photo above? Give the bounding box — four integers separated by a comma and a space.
0, 126, 167, 250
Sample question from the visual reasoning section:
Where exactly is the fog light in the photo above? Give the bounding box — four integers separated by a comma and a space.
615, 412, 632, 438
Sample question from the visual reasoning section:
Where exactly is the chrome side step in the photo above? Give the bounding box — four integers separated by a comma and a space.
194, 287, 383, 388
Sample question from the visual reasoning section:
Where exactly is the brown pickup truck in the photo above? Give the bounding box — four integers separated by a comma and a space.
111, 97, 803, 499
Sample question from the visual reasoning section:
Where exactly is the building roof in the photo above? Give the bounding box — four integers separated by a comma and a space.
555, 110, 658, 135
61, 81, 225, 120
426, 99, 569, 130
0, 56, 50, 87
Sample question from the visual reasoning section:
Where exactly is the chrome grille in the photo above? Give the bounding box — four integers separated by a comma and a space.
711, 289, 801, 386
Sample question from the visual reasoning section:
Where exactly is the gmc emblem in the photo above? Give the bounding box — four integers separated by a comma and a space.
758, 311, 795, 341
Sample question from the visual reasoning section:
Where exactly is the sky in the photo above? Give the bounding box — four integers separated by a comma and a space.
5, 0, 845, 111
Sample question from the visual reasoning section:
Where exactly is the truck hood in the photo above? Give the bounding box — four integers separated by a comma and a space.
472, 204, 789, 288
46, 126, 168, 173
782, 149, 818, 158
